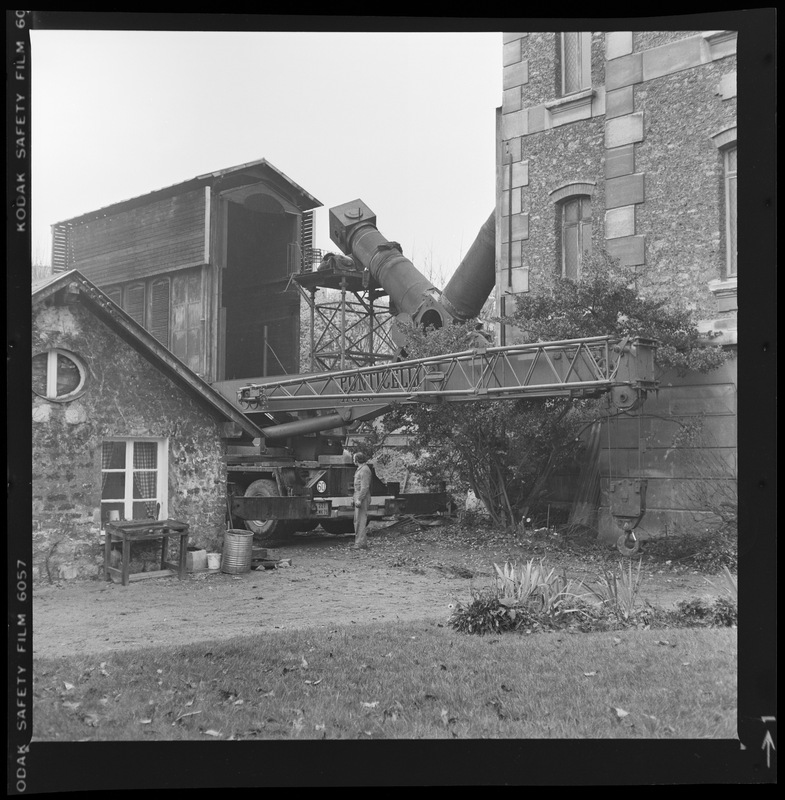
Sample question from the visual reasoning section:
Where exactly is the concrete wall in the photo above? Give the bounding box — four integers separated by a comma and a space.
32, 299, 229, 581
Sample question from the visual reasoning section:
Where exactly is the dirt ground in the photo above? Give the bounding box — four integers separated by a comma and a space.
32, 520, 724, 660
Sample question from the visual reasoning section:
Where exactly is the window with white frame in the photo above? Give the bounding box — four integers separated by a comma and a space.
100, 439, 168, 526
561, 196, 592, 280
32, 349, 87, 401
561, 32, 591, 95
724, 146, 737, 277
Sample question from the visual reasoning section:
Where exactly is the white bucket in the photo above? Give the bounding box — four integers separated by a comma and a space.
207, 552, 221, 570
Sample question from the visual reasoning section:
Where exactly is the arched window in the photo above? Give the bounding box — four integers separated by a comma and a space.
32, 349, 87, 402
561, 196, 592, 280
550, 182, 595, 280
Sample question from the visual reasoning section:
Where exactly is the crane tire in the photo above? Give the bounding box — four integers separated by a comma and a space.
242, 479, 295, 543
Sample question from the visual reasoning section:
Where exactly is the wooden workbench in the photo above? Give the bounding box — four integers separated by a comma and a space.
104, 519, 190, 586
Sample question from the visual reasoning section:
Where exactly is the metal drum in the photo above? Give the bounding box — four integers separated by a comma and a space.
221, 530, 254, 574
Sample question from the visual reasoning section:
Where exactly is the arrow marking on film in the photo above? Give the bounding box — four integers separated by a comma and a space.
762, 730, 775, 768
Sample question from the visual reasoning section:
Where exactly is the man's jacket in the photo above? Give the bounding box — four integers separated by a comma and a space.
353, 464, 372, 504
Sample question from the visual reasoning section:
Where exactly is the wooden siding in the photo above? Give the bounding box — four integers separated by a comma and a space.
61, 189, 207, 285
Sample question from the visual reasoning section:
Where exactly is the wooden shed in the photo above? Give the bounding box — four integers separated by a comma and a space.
51, 159, 322, 383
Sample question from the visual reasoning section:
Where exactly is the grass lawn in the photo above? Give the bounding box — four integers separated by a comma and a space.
33, 621, 736, 741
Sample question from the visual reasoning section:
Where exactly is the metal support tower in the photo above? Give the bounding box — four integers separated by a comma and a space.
293, 262, 397, 372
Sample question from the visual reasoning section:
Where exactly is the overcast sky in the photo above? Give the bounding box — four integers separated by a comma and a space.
31, 29, 501, 286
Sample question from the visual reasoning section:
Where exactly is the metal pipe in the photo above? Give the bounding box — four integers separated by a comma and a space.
441, 210, 496, 320
260, 412, 348, 440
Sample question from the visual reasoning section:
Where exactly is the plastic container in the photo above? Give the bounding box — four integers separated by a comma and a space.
221, 530, 254, 574
206, 552, 221, 570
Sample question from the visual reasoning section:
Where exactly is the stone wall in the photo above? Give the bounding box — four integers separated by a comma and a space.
633, 60, 736, 318
497, 30, 738, 542
32, 299, 228, 582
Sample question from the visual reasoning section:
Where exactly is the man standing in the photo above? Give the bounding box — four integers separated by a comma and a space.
352, 452, 372, 549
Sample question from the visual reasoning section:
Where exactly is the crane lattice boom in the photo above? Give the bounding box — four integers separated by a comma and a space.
238, 336, 658, 417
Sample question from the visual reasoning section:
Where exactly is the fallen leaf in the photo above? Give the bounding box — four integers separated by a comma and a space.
233, 699, 244, 705
63, 681, 74, 691
583, 671, 597, 677
611, 706, 630, 720
612, 637, 622, 646
204, 729, 222, 737
300, 657, 309, 669
83, 714, 100, 727
139, 719, 153, 725
314, 723, 326, 731
173, 711, 202, 724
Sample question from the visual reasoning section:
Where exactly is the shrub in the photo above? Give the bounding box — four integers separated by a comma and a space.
449, 589, 531, 636
586, 559, 644, 623
706, 566, 738, 603
451, 560, 595, 635
710, 596, 738, 627
672, 596, 738, 627
674, 598, 715, 625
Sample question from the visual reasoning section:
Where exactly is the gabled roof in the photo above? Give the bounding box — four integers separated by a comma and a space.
53, 158, 322, 228
32, 270, 264, 441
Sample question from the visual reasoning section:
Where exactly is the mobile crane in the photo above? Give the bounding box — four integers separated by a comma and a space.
226, 200, 658, 552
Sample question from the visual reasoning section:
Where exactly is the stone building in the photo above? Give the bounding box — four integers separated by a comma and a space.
32, 270, 263, 581
495, 30, 738, 541
51, 159, 322, 383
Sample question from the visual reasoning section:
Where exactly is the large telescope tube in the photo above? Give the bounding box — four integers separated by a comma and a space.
329, 200, 452, 330
330, 200, 497, 329
441, 210, 496, 320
